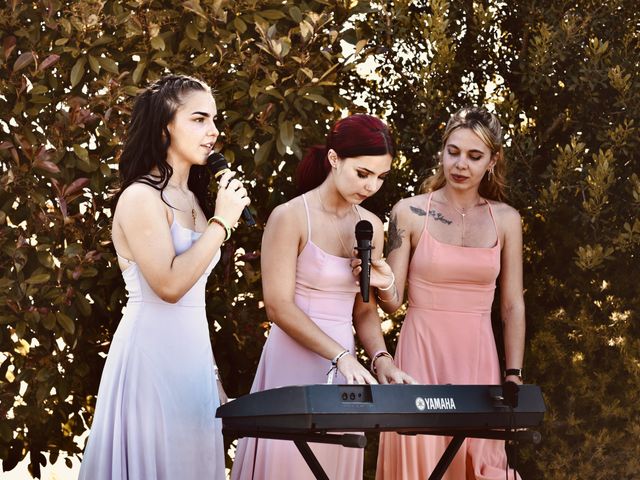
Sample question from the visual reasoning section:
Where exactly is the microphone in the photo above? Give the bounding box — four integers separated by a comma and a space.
207, 152, 255, 226
355, 220, 373, 302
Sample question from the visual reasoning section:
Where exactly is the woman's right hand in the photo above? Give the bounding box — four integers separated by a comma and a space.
337, 353, 378, 385
350, 255, 395, 290
213, 170, 251, 226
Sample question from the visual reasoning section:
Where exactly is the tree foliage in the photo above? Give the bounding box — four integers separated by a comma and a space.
1, 0, 639, 478
349, 1, 640, 478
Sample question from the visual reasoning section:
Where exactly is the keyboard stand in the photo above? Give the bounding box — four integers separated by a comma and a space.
224, 428, 366, 480
226, 428, 539, 480
412, 429, 542, 480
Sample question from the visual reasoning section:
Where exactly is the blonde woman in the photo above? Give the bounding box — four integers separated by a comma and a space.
374, 107, 525, 479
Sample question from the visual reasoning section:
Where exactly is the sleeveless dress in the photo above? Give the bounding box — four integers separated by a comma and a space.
231, 194, 363, 480
376, 193, 521, 479
79, 217, 224, 480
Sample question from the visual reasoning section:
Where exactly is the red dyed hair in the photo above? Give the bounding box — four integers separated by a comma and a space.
295, 114, 395, 193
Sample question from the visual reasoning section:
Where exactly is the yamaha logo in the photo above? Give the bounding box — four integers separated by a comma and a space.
414, 396, 457, 410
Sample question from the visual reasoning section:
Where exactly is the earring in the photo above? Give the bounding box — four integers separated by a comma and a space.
488, 167, 494, 180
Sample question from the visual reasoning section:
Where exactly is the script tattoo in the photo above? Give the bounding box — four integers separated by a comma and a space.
429, 209, 453, 225
386, 213, 405, 255
410, 205, 452, 225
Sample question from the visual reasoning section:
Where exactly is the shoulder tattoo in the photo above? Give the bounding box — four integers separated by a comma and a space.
387, 213, 405, 255
428, 209, 452, 225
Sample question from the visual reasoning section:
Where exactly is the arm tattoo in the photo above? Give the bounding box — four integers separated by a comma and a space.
409, 205, 452, 225
386, 213, 405, 255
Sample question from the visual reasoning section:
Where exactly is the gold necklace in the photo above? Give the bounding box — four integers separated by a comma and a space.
317, 189, 354, 257
168, 183, 197, 228
441, 191, 483, 246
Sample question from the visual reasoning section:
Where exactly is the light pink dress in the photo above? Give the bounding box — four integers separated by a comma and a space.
232, 194, 363, 480
79, 217, 224, 480
376, 193, 521, 479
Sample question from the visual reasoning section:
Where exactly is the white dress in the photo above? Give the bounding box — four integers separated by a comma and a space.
79, 218, 224, 480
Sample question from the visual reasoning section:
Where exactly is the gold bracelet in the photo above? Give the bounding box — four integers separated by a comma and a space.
207, 215, 231, 241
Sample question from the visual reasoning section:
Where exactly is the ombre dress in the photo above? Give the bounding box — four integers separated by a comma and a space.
376, 193, 521, 480
79, 217, 224, 480
232, 194, 363, 480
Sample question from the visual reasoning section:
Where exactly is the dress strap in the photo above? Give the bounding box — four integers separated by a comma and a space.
301, 193, 312, 242
485, 200, 501, 248
424, 192, 433, 232
116, 252, 134, 264
354, 204, 363, 221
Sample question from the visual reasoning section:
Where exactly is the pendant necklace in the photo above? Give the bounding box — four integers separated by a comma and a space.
169, 182, 197, 229
317, 189, 354, 257
442, 191, 482, 247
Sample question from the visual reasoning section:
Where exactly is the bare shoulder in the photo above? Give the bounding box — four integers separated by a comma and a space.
393, 193, 429, 219
114, 183, 166, 220
117, 182, 163, 205
489, 200, 522, 232
265, 196, 306, 234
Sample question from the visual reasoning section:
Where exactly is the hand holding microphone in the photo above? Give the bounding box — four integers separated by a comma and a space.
207, 152, 255, 227
352, 220, 395, 303
355, 220, 373, 302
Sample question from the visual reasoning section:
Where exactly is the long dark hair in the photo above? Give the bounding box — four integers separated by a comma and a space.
296, 114, 395, 193
114, 74, 214, 217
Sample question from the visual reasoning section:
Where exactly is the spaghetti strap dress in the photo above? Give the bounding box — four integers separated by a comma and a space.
231, 193, 363, 480
376, 192, 521, 479
79, 217, 224, 480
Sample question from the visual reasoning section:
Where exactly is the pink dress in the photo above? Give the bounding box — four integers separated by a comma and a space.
79, 218, 224, 480
231, 194, 363, 480
376, 193, 521, 479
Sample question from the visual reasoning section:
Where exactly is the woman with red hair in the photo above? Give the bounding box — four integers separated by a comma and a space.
231, 114, 415, 480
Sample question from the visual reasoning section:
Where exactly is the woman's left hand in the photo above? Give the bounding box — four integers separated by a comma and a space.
374, 356, 417, 384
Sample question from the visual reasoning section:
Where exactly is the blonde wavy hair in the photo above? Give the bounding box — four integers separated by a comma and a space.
420, 107, 507, 201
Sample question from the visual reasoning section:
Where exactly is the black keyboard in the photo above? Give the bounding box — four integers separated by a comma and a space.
216, 384, 545, 434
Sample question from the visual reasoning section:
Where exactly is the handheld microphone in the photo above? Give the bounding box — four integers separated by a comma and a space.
355, 220, 373, 302
207, 152, 256, 226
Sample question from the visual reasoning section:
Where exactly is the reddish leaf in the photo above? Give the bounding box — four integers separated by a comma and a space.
64, 178, 90, 197
3, 36, 16, 60
33, 159, 60, 174
38, 54, 60, 72
13, 51, 35, 72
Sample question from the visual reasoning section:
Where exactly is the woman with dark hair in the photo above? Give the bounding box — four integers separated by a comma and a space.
373, 107, 525, 479
231, 114, 415, 480
79, 74, 250, 480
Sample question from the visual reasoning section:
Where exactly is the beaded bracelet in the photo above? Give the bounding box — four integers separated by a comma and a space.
331, 349, 350, 366
326, 349, 350, 384
207, 215, 231, 241
370, 350, 393, 374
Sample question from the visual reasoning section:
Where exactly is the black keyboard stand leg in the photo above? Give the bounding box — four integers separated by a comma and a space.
428, 435, 465, 480
294, 440, 330, 480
